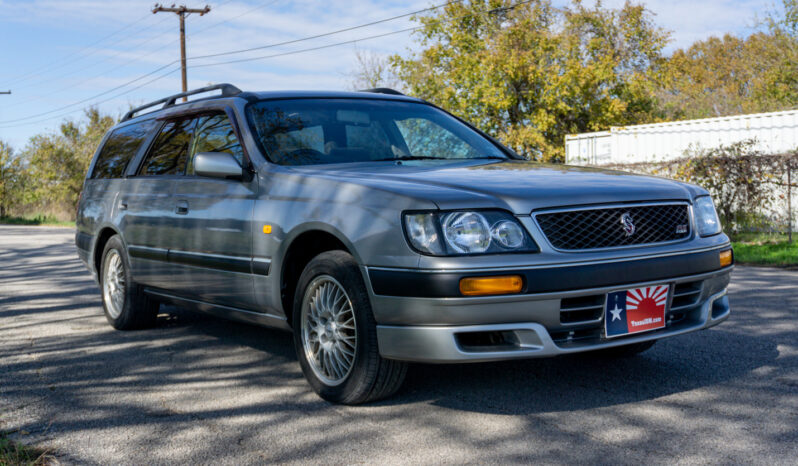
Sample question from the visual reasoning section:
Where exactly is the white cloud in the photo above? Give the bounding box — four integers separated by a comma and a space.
0, 0, 778, 148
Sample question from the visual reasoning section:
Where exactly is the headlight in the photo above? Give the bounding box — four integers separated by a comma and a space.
404, 210, 539, 256
442, 212, 491, 253
694, 196, 721, 236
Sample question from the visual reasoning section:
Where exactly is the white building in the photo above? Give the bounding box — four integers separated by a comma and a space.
565, 108, 798, 166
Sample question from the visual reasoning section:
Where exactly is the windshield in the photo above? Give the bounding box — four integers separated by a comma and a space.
245, 98, 509, 165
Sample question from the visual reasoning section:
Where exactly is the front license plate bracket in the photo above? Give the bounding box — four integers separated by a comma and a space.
604, 284, 670, 339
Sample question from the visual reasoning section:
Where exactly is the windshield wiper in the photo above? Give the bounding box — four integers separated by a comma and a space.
373, 155, 506, 162
373, 156, 445, 162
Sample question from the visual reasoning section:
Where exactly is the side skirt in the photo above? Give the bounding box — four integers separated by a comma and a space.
144, 288, 292, 331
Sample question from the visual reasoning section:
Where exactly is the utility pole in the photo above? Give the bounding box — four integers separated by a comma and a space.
152, 3, 210, 101
0, 91, 10, 95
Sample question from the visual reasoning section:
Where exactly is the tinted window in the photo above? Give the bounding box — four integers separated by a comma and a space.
139, 119, 194, 176
92, 120, 155, 178
188, 114, 245, 174
245, 99, 507, 165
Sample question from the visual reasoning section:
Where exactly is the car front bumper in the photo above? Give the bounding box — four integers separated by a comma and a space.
364, 247, 732, 363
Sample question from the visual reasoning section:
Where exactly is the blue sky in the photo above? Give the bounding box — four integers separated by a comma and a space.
0, 0, 775, 149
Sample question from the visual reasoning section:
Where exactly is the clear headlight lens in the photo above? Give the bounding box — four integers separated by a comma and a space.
404, 210, 538, 256
694, 196, 721, 236
491, 220, 525, 248
404, 213, 445, 255
442, 212, 491, 253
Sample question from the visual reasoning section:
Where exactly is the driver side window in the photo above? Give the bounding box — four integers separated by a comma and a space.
187, 114, 245, 175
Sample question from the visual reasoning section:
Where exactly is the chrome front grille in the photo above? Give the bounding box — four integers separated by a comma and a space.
535, 203, 691, 251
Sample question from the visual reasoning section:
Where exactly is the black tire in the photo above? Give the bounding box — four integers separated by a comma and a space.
591, 340, 657, 358
292, 250, 407, 404
99, 235, 159, 330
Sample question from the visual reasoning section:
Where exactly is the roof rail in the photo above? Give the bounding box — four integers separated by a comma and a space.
359, 87, 405, 96
121, 83, 242, 121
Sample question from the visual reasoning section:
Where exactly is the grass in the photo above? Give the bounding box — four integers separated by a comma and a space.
731, 232, 798, 267
0, 214, 74, 227
0, 431, 51, 466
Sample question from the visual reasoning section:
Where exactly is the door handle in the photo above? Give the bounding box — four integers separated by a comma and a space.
119, 201, 128, 211
175, 200, 189, 215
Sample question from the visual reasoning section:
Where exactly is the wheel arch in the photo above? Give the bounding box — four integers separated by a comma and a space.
278, 224, 361, 327
92, 225, 123, 277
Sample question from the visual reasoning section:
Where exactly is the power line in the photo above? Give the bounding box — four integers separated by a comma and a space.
3, 20, 176, 100
188, 0, 535, 68
0, 0, 522, 127
190, 0, 279, 36
0, 0, 429, 121
0, 12, 165, 89
192, 26, 418, 69
0, 67, 181, 129
1, 0, 241, 106
189, 1, 458, 61
0, 24, 418, 127
3, 0, 235, 94
0, 63, 177, 124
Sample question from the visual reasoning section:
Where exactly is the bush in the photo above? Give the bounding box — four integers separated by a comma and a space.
607, 140, 798, 236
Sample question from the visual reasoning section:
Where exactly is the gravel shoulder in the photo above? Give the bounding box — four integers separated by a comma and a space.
1, 226, 797, 464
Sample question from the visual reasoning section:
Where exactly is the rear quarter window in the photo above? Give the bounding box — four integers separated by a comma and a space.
92, 120, 156, 179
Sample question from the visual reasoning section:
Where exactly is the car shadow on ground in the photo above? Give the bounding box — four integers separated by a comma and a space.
4, 231, 797, 463
0, 231, 782, 417
168, 304, 780, 415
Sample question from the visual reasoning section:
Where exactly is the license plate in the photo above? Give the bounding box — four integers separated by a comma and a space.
604, 285, 669, 338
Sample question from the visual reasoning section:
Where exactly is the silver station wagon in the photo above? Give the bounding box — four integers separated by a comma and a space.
76, 84, 734, 404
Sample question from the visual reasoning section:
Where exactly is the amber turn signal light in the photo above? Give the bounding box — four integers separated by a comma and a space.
459, 275, 523, 296
719, 249, 733, 268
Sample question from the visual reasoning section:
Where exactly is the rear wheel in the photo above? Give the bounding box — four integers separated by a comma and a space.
100, 236, 159, 330
293, 250, 407, 404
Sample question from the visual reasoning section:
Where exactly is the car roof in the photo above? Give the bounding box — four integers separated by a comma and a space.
243, 89, 421, 102
117, 84, 422, 127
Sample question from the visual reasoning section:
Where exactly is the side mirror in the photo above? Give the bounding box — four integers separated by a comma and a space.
194, 152, 243, 179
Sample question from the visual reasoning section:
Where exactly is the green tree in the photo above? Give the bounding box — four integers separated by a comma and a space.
0, 140, 27, 218
389, 0, 668, 162
24, 107, 115, 213
659, 1, 798, 120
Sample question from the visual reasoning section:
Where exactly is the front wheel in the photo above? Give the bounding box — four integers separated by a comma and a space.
100, 236, 159, 330
293, 251, 407, 404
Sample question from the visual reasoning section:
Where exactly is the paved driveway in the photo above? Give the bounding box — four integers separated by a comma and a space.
1, 226, 796, 464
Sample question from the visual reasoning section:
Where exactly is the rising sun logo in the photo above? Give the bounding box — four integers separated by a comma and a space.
626, 285, 669, 313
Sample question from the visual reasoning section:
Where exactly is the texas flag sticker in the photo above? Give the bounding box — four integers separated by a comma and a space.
605, 285, 669, 338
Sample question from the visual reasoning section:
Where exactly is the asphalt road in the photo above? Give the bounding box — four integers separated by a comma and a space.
1, 226, 797, 465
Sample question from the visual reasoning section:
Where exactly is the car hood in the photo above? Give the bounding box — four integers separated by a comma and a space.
289, 159, 702, 214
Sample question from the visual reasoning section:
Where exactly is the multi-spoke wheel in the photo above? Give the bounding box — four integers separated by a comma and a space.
301, 276, 357, 386
102, 250, 126, 319
292, 250, 407, 404
99, 235, 159, 330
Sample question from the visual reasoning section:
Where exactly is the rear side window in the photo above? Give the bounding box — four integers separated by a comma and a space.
139, 119, 194, 176
91, 120, 155, 178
